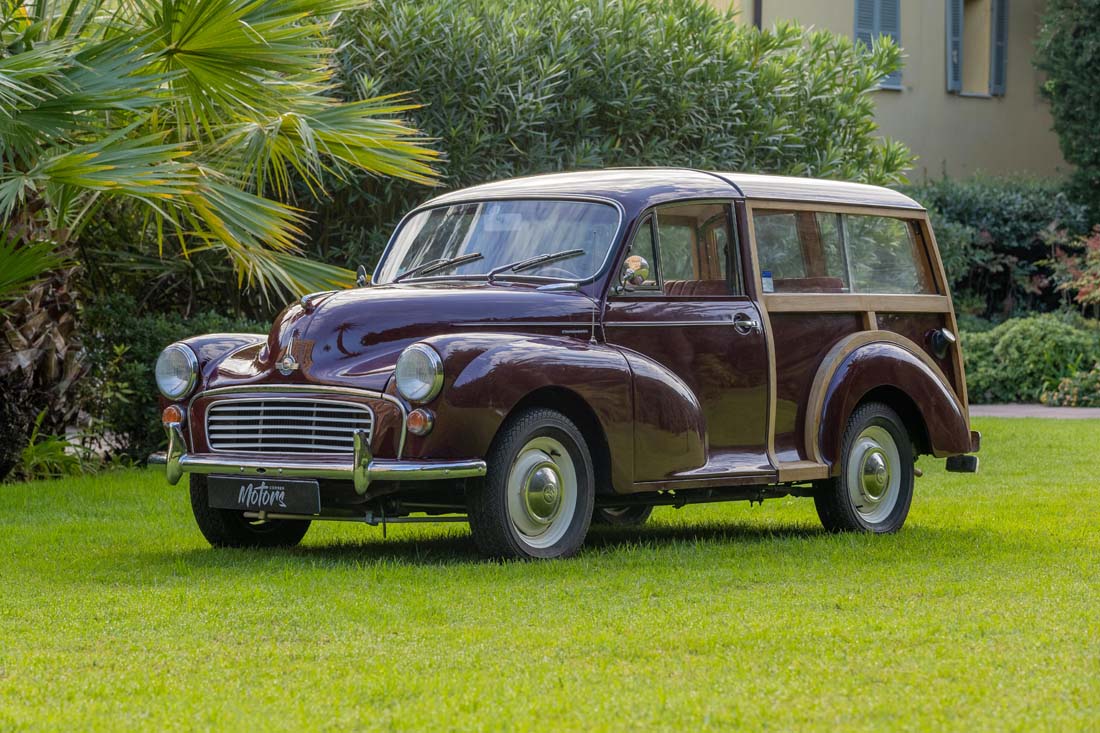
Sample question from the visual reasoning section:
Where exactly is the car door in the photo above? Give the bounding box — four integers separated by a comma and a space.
603, 201, 773, 483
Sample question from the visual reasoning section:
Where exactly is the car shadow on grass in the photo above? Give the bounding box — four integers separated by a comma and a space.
139, 520, 985, 573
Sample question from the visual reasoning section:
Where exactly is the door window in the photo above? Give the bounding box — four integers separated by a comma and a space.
654, 203, 733, 297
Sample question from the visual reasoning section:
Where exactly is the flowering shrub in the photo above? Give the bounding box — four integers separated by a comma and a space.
1042, 364, 1100, 407
1047, 225, 1100, 316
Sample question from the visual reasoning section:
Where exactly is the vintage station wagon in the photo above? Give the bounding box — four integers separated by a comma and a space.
155, 169, 980, 559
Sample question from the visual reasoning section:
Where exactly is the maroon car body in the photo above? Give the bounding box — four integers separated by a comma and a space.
157, 169, 979, 559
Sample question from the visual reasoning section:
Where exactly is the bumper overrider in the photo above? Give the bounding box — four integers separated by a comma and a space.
161, 423, 487, 495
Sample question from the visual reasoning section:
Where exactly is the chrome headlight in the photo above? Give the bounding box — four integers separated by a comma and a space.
395, 344, 444, 403
155, 343, 199, 400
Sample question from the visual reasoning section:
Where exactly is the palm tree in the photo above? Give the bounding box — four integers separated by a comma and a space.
0, 0, 439, 475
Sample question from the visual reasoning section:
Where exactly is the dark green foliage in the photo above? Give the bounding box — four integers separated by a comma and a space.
962, 314, 1100, 403
1035, 0, 1100, 219
905, 177, 1090, 318
313, 0, 912, 270
81, 295, 267, 462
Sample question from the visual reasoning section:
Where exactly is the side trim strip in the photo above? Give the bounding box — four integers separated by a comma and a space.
604, 320, 732, 328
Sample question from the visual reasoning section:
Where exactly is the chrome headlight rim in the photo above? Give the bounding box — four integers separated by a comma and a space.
155, 343, 199, 400
395, 343, 444, 404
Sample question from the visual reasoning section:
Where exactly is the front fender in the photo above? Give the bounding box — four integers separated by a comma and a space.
813, 334, 971, 467
176, 333, 267, 392
405, 333, 635, 491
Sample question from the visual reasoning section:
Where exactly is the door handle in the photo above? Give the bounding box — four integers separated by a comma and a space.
733, 313, 762, 335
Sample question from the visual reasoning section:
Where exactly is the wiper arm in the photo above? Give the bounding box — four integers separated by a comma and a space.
486, 249, 586, 283
393, 252, 483, 282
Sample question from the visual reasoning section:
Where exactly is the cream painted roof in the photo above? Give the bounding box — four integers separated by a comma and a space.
717, 173, 923, 210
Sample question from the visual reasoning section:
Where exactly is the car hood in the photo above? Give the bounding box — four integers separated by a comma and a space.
204, 281, 598, 392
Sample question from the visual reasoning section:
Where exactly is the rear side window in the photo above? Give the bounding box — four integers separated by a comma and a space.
753, 209, 934, 295
845, 215, 933, 294
753, 211, 850, 293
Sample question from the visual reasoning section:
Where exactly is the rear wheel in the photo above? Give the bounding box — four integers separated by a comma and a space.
593, 505, 653, 527
814, 402, 914, 534
189, 475, 311, 548
467, 408, 595, 560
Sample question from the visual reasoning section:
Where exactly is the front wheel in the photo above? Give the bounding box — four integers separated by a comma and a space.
467, 408, 595, 560
189, 475, 311, 548
814, 402, 914, 534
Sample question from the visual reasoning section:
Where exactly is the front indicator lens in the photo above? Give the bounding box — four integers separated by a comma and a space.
407, 408, 435, 436
395, 344, 444, 403
155, 344, 199, 400
162, 405, 185, 425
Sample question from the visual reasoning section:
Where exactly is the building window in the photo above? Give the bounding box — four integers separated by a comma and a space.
855, 0, 902, 89
947, 0, 1008, 96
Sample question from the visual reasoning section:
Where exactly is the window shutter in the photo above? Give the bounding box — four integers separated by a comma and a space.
880, 0, 902, 87
855, 0, 876, 49
946, 0, 964, 92
990, 0, 1008, 96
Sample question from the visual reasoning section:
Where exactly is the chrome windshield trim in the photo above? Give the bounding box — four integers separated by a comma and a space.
190, 384, 409, 458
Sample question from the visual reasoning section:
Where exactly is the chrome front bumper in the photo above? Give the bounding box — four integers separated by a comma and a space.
161, 423, 486, 494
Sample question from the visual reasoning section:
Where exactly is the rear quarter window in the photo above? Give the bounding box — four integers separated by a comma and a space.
753, 209, 935, 295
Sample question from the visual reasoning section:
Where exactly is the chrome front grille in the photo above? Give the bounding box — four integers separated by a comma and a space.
206, 398, 373, 454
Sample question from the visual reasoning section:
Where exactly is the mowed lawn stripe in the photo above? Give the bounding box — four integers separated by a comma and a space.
1, 417, 1097, 731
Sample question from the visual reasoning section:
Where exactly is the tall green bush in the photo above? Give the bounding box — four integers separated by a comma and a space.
314, 0, 912, 269
81, 296, 267, 463
905, 177, 1090, 318
963, 314, 1100, 403
1035, 0, 1100, 220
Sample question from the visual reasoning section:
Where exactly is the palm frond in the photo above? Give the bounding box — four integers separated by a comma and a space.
0, 237, 65, 311
214, 92, 439, 198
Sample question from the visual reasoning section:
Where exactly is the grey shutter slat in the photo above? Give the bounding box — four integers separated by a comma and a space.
946, 0, 964, 92
990, 0, 1008, 95
880, 0, 902, 87
855, 0, 875, 49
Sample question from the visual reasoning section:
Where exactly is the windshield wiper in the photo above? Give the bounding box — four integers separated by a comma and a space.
393, 252, 483, 283
486, 249, 586, 283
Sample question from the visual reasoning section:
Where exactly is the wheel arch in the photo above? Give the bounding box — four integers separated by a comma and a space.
809, 332, 971, 469
507, 386, 615, 496
856, 385, 931, 457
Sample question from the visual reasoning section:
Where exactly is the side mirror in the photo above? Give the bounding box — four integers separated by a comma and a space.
356, 264, 369, 288
619, 255, 650, 291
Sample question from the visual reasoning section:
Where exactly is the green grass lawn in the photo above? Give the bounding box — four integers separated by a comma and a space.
1, 418, 1098, 731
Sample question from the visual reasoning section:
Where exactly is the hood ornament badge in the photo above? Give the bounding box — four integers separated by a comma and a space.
276, 333, 300, 376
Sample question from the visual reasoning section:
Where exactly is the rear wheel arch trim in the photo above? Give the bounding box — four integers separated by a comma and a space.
804, 331, 966, 466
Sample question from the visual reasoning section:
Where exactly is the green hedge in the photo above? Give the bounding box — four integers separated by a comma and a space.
311, 0, 912, 270
82, 295, 267, 462
905, 177, 1090, 319
962, 314, 1100, 403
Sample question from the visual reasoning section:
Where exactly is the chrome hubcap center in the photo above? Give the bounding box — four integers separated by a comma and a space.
860, 449, 889, 502
523, 462, 562, 525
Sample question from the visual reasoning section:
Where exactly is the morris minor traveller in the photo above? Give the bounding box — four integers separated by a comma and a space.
154, 169, 980, 559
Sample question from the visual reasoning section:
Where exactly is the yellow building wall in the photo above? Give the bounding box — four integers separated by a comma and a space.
724, 0, 1067, 179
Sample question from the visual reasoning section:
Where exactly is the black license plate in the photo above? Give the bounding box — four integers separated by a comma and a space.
207, 475, 321, 515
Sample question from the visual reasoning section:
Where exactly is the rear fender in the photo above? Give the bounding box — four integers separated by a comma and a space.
809, 333, 971, 469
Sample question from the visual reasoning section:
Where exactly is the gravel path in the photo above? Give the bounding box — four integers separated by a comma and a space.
969, 404, 1100, 419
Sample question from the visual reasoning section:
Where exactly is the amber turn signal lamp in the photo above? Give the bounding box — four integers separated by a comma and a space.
407, 408, 434, 436
162, 404, 185, 426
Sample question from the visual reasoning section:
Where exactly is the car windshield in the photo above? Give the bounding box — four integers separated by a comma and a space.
375, 200, 620, 284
